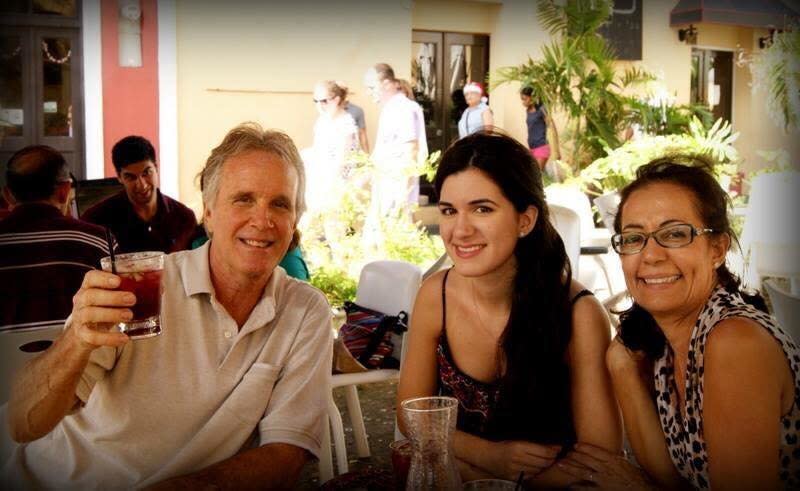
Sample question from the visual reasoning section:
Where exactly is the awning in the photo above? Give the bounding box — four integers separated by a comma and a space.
670, 0, 800, 29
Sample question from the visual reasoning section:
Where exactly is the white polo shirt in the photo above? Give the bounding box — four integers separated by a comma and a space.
373, 92, 419, 173
1, 242, 333, 490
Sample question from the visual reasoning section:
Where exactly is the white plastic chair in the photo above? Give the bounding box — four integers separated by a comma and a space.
549, 204, 581, 280
740, 171, 800, 292
546, 185, 614, 293
1, 327, 63, 403
764, 279, 800, 342
318, 260, 422, 483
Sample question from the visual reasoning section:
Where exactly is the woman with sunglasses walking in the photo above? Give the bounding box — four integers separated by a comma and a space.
305, 81, 360, 216
559, 158, 800, 490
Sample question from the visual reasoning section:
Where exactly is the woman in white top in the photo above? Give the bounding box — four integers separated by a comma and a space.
457, 82, 494, 139
306, 81, 359, 214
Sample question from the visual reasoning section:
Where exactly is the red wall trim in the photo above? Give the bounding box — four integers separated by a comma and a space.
100, 0, 159, 177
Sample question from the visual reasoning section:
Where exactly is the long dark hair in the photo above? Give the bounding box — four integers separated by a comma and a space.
434, 130, 575, 444
614, 157, 767, 359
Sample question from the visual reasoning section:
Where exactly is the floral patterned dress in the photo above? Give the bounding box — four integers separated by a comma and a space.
654, 286, 800, 489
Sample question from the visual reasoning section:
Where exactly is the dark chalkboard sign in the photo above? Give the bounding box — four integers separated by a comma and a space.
598, 0, 643, 61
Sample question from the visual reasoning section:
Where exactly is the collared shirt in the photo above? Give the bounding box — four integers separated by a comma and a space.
0, 203, 110, 332
81, 189, 197, 254
1, 243, 333, 490
373, 92, 420, 172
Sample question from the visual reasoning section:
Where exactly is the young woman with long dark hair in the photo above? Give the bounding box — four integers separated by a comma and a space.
397, 130, 621, 486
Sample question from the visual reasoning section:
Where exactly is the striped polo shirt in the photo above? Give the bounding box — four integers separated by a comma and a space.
0, 203, 111, 333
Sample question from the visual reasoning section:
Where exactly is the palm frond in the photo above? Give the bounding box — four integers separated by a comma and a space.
537, 0, 568, 36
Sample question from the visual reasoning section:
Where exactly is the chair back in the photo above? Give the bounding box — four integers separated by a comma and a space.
741, 171, 800, 288
545, 184, 596, 239
764, 279, 800, 341
549, 204, 581, 279
355, 260, 422, 362
0, 326, 63, 403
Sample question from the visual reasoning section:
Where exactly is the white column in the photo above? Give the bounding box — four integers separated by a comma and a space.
157, 0, 179, 199
82, 0, 104, 179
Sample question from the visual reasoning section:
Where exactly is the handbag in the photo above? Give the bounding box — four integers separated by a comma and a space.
338, 301, 408, 369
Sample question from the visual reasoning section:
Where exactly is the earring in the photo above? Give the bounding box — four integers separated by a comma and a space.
519, 231, 526, 238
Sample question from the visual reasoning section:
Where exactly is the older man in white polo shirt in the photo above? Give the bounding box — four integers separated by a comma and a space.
1, 123, 332, 489
364, 62, 427, 216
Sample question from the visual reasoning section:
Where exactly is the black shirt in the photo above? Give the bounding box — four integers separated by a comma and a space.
526, 105, 548, 149
81, 189, 197, 254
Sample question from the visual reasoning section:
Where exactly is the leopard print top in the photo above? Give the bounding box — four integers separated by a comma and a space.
654, 286, 800, 489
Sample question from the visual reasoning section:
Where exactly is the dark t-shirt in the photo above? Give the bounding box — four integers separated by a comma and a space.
0, 203, 110, 331
526, 105, 548, 149
82, 189, 196, 254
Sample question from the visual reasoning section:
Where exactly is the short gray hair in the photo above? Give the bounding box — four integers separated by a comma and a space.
198, 122, 306, 219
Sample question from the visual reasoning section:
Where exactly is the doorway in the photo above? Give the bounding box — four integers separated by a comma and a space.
0, 1, 84, 187
411, 30, 490, 201
691, 48, 733, 124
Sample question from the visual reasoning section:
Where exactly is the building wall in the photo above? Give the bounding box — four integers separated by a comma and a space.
100, 0, 160, 177
172, 0, 798, 211
175, 0, 413, 213
411, 0, 499, 34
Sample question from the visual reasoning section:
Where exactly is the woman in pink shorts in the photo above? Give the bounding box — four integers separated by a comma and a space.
521, 87, 550, 170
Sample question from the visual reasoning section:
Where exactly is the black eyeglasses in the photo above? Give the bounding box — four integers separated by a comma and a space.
612, 223, 716, 255
313, 98, 331, 105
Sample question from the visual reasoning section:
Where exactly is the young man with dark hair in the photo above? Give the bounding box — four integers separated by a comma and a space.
0, 145, 111, 332
82, 135, 197, 253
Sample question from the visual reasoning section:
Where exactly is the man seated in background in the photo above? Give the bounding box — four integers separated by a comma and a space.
2, 123, 332, 489
0, 145, 111, 333
82, 135, 196, 253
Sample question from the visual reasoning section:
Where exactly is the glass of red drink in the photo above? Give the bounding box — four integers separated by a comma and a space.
389, 439, 412, 490
101, 251, 164, 340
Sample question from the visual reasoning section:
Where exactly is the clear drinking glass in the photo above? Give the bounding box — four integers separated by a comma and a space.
401, 396, 462, 490
101, 251, 164, 339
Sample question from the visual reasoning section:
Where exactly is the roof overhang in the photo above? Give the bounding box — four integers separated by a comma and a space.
670, 0, 800, 29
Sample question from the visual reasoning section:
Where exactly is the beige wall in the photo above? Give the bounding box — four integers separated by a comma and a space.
175, 0, 413, 212
412, 0, 499, 34
175, 0, 798, 209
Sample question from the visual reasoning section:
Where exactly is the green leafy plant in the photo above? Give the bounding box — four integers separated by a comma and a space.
625, 95, 713, 136
494, 0, 655, 169
749, 29, 800, 131
301, 151, 444, 307
580, 117, 741, 195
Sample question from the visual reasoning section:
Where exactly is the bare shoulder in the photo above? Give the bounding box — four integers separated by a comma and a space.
410, 269, 448, 339
706, 317, 786, 367
569, 280, 609, 331
568, 280, 612, 357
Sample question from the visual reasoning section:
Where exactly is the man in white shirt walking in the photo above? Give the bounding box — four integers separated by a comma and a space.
364, 63, 427, 216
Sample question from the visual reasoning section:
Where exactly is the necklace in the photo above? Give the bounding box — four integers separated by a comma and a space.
470, 280, 508, 339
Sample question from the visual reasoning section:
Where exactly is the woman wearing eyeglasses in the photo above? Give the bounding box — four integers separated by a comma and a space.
558, 158, 800, 490
304, 81, 360, 216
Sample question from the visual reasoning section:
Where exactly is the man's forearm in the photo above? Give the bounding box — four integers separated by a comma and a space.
7, 327, 93, 442
148, 443, 309, 491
